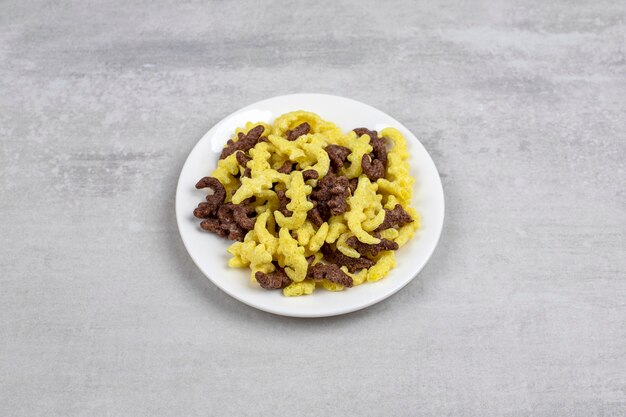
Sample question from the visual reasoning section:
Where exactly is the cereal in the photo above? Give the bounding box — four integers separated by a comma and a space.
325, 144, 351, 172
277, 227, 309, 282
321, 244, 376, 273
255, 269, 291, 289
193, 111, 419, 296
285, 122, 311, 141
345, 176, 382, 244
373, 204, 413, 232
220, 124, 267, 160
307, 263, 353, 287
346, 235, 399, 257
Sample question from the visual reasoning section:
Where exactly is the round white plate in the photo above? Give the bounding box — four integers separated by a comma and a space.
176, 94, 444, 317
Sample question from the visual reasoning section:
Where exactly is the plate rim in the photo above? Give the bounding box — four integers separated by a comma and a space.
175, 93, 445, 318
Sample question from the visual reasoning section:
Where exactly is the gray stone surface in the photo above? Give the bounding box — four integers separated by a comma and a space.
1, 0, 625, 416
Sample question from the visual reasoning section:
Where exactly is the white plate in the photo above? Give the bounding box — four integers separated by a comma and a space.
176, 94, 444, 317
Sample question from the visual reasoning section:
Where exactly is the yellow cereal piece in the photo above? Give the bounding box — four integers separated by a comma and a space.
254, 211, 279, 255
384, 195, 400, 210
395, 206, 421, 247
343, 133, 373, 179
253, 190, 280, 214
251, 262, 275, 276
336, 232, 360, 258
301, 137, 330, 178
272, 111, 339, 137
267, 134, 307, 162
377, 127, 413, 205
341, 267, 368, 286
319, 280, 344, 291
325, 215, 347, 243
227, 230, 274, 274
274, 171, 314, 230
367, 251, 396, 282
277, 227, 308, 282
247, 141, 274, 173
379, 228, 399, 240
362, 207, 386, 232
227, 255, 246, 268
295, 220, 316, 247
310, 251, 323, 266
271, 153, 291, 170
345, 176, 381, 244
283, 279, 316, 297
308, 222, 329, 253
232, 170, 288, 204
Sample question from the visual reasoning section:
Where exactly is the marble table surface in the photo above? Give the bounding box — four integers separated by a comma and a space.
1, 1, 624, 416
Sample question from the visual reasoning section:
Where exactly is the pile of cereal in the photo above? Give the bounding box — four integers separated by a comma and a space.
193, 111, 420, 296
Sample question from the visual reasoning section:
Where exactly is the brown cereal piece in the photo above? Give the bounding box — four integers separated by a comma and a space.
373, 204, 413, 232
277, 160, 294, 174
310, 173, 350, 221
276, 189, 293, 217
302, 169, 319, 181
353, 128, 387, 161
307, 263, 353, 288
255, 269, 292, 290
218, 202, 255, 230
307, 203, 324, 227
235, 151, 251, 168
236, 151, 252, 177
346, 235, 399, 257
219, 125, 266, 159
194, 177, 226, 217
361, 154, 386, 181
200, 217, 245, 241
325, 144, 351, 172
198, 202, 255, 242
321, 244, 375, 273
285, 122, 311, 141
354, 127, 388, 180
306, 255, 316, 266
348, 178, 358, 194
193, 202, 216, 219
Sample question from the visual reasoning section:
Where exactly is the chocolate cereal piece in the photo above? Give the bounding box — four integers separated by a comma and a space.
220, 125, 266, 159
198, 201, 256, 242
194, 177, 226, 217
218, 203, 255, 230
353, 128, 388, 166
348, 178, 358, 194
346, 235, 399, 257
373, 204, 413, 232
307, 203, 324, 227
236, 151, 252, 177
285, 122, 311, 141
276, 189, 293, 217
361, 154, 386, 181
277, 160, 294, 174
354, 127, 388, 180
302, 169, 319, 181
193, 202, 216, 219
325, 144, 351, 172
235, 151, 251, 168
307, 263, 353, 287
310, 173, 350, 221
321, 244, 375, 273
255, 269, 292, 289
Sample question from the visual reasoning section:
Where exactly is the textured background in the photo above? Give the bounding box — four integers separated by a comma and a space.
1, 1, 625, 416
